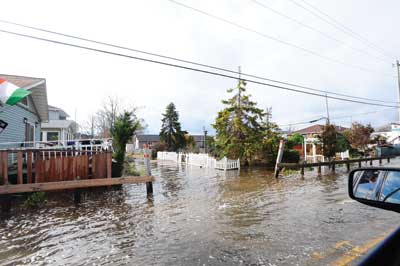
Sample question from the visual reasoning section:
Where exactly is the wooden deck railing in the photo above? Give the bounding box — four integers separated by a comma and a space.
275, 156, 395, 177
0, 149, 112, 185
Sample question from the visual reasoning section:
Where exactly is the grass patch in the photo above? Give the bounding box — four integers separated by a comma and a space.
123, 161, 141, 176
282, 169, 299, 176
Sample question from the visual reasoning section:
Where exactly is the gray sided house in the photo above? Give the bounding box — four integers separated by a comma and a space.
41, 105, 78, 144
133, 134, 160, 149
0, 74, 49, 149
133, 134, 209, 151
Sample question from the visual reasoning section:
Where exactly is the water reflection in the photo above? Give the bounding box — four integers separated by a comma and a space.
0, 160, 399, 265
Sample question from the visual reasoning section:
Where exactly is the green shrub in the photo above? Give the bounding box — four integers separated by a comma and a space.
123, 161, 141, 176
282, 149, 300, 163
23, 192, 46, 208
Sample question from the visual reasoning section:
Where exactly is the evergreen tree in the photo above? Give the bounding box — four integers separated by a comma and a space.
213, 80, 265, 165
320, 123, 339, 160
110, 110, 141, 177
260, 108, 282, 165
160, 103, 186, 151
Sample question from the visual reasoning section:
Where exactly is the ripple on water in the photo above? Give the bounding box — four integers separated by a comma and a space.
0, 160, 399, 265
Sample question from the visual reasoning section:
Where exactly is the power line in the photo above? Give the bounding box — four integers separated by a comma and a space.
288, 0, 393, 59
0, 28, 399, 108
249, 0, 389, 63
278, 107, 396, 127
0, 18, 398, 104
298, 0, 391, 57
166, 0, 394, 77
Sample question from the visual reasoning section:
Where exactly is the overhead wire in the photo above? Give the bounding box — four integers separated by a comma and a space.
288, 0, 393, 59
0, 18, 397, 104
0, 28, 399, 109
166, 0, 394, 77
248, 0, 389, 63
298, 0, 391, 57
278, 107, 397, 127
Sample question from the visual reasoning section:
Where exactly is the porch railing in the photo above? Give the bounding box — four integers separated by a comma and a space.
0, 148, 112, 185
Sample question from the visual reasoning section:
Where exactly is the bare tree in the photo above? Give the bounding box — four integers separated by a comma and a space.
82, 95, 146, 139
80, 113, 97, 138
95, 96, 122, 138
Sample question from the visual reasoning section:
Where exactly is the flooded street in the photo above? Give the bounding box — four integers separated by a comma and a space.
1, 160, 399, 266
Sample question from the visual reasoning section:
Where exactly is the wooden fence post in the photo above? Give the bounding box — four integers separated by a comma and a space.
106, 152, 112, 178
2, 152, 8, 185
73, 188, 81, 204
27, 151, 33, 183
17, 151, 23, 184
274, 140, 285, 178
0, 195, 11, 213
144, 144, 153, 198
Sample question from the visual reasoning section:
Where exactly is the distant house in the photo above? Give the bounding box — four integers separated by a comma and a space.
133, 134, 161, 149
41, 105, 78, 144
292, 124, 348, 161
191, 135, 207, 152
132, 134, 209, 151
372, 123, 400, 145
0, 74, 49, 149
294, 124, 347, 138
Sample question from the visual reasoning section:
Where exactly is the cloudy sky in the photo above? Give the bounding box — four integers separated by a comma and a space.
1, 0, 399, 134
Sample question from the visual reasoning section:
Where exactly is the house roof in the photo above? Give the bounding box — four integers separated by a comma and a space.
48, 105, 70, 118
294, 124, 347, 135
41, 120, 77, 131
136, 134, 160, 142
192, 135, 205, 142
0, 74, 49, 122
376, 123, 391, 132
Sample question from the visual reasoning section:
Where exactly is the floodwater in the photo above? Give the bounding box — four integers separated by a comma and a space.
0, 159, 399, 266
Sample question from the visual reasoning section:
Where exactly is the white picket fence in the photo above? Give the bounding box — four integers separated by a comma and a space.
157, 151, 240, 170
157, 151, 179, 162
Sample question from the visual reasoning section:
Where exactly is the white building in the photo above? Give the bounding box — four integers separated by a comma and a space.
372, 123, 400, 145
41, 105, 78, 145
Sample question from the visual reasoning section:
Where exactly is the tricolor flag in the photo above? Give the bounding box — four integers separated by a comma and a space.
0, 78, 31, 106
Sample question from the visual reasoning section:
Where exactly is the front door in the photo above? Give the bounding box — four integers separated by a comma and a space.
24, 123, 35, 147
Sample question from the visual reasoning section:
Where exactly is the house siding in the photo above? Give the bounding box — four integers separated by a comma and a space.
0, 102, 41, 147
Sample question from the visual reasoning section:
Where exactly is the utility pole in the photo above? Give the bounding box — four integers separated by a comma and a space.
75, 108, 78, 139
396, 60, 400, 123
266, 107, 272, 128
238, 66, 242, 111
325, 94, 330, 124
203, 126, 208, 153
90, 114, 95, 138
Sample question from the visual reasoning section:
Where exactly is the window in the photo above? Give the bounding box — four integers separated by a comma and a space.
47, 132, 59, 141
380, 171, 400, 203
354, 170, 381, 200
20, 97, 28, 106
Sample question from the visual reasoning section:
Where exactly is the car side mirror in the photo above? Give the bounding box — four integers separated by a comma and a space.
349, 168, 400, 213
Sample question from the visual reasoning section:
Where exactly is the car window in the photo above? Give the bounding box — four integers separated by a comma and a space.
354, 170, 380, 200
385, 190, 400, 204
380, 171, 400, 201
